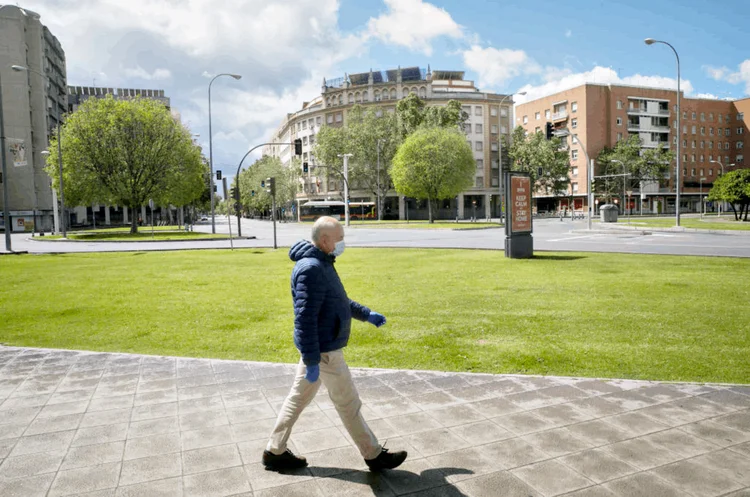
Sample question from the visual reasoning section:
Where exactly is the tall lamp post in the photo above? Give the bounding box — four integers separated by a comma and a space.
645, 38, 681, 227
496, 91, 526, 224
376, 139, 384, 221
337, 153, 352, 226
12, 64, 67, 238
699, 177, 707, 218
208, 73, 242, 234
709, 159, 734, 217
0, 69, 11, 251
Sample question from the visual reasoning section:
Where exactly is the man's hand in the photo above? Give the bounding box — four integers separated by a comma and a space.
305, 365, 320, 383
367, 312, 387, 328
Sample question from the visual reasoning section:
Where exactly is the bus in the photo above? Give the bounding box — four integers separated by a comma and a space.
299, 201, 376, 222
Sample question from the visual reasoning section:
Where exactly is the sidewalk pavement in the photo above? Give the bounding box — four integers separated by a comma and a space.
0, 346, 748, 497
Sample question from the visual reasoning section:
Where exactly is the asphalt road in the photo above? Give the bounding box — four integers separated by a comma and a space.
7, 216, 750, 258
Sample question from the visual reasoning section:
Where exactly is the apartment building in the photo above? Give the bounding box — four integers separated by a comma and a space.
265, 67, 515, 220
516, 84, 748, 214
0, 5, 66, 233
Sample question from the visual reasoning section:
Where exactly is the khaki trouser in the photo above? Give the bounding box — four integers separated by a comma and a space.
266, 349, 381, 460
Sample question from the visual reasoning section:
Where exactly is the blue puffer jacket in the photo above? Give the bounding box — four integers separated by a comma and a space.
289, 240, 371, 366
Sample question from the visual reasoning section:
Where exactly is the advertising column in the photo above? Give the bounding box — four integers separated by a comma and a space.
504, 171, 533, 258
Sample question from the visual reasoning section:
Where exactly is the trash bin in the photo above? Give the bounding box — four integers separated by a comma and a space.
600, 204, 618, 223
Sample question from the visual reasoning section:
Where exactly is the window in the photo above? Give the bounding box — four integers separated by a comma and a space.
700, 168, 704, 176
475, 141, 483, 151
739, 127, 745, 135
490, 107, 497, 117
709, 169, 713, 176
692, 140, 696, 149
692, 125, 696, 134
725, 142, 730, 150
492, 177, 499, 187
719, 114, 723, 123
709, 154, 713, 161
572, 118, 578, 129
683, 167, 687, 175
571, 167, 579, 176
297, 122, 302, 131
683, 140, 687, 147
691, 155, 696, 163
545, 110, 550, 119
617, 132, 623, 141
737, 154, 744, 163
309, 135, 315, 145
302, 136, 308, 145
739, 113, 745, 120
701, 112, 705, 121
683, 111, 687, 119
523, 115, 528, 124
701, 127, 705, 135
709, 113, 714, 121
738, 142, 744, 149
726, 114, 731, 122
316, 116, 322, 125
491, 124, 498, 134
683, 125, 687, 134
572, 183, 579, 193
475, 124, 483, 134
616, 117, 622, 126
692, 112, 696, 120
535, 112, 540, 120
500, 125, 508, 134
476, 159, 484, 169
572, 134, 578, 144
491, 160, 499, 169
572, 150, 579, 160
700, 155, 704, 162
464, 123, 471, 134
710, 141, 714, 149
700, 141, 704, 149
476, 177, 484, 188
726, 155, 730, 164
475, 106, 483, 116
500, 107, 508, 117
335, 112, 343, 123
616, 100, 622, 109
535, 127, 540, 133
327, 114, 334, 124
302, 121, 307, 130
491, 142, 499, 152
710, 127, 714, 136
572, 102, 578, 112
374, 90, 381, 101
726, 128, 731, 136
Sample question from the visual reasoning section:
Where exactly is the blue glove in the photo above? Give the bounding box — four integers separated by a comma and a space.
305, 365, 320, 383
367, 312, 387, 327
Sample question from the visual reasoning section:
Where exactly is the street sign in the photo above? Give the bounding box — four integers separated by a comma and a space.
626, 190, 633, 196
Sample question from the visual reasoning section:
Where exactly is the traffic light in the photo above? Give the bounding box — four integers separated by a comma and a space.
545, 122, 554, 140
260, 179, 265, 188
590, 178, 597, 191
213, 185, 217, 193
303, 162, 309, 173
294, 139, 302, 156
216, 170, 222, 180
251, 190, 256, 196
265, 177, 276, 196
230, 187, 239, 201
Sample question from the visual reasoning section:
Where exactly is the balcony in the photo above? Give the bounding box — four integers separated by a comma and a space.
627, 107, 670, 116
551, 111, 568, 121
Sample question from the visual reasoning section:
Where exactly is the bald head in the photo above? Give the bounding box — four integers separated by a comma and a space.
312, 216, 344, 254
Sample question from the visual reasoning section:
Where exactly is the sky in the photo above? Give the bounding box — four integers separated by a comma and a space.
17, 0, 750, 194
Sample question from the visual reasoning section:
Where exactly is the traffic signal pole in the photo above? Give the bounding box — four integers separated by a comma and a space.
222, 177, 234, 250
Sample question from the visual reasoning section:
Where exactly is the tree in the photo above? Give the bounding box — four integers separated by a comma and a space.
391, 127, 474, 223
45, 96, 204, 233
707, 169, 750, 221
396, 94, 467, 138
507, 126, 570, 196
237, 155, 299, 218
596, 135, 674, 203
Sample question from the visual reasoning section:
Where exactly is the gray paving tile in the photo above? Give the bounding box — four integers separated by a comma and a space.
306, 445, 366, 477
88, 394, 134, 412
178, 385, 221, 401
467, 397, 523, 418
409, 391, 459, 411
221, 390, 266, 409
0, 405, 42, 424
128, 416, 179, 439
634, 384, 688, 403
390, 380, 438, 397
47, 389, 94, 405
566, 420, 632, 446
0, 393, 50, 409
119, 452, 182, 486
481, 438, 550, 469
0, 471, 55, 497
79, 408, 132, 428
316, 469, 396, 496
571, 380, 624, 396
10, 429, 75, 457
60, 440, 125, 470
124, 432, 181, 460
0, 437, 17, 458
244, 461, 312, 491
182, 443, 242, 475
71, 422, 129, 447
367, 397, 422, 419
48, 461, 121, 496
601, 411, 669, 437
692, 448, 750, 486
636, 401, 705, 426
560, 447, 638, 484
254, 480, 325, 497
426, 446, 499, 483
642, 428, 720, 457
115, 476, 183, 497
0, 422, 28, 440
653, 459, 743, 497
226, 403, 284, 426
604, 437, 683, 470
403, 428, 470, 457
680, 420, 750, 447
448, 420, 512, 445
561, 487, 618, 497
512, 459, 593, 496
380, 458, 446, 495
134, 388, 177, 407
492, 410, 557, 435
455, 470, 542, 497
230, 418, 277, 443
292, 426, 351, 454
358, 385, 401, 403
0, 450, 65, 479
730, 441, 750, 457
506, 389, 557, 410
179, 394, 224, 415
179, 410, 230, 432
24, 413, 83, 436
720, 491, 750, 497
426, 404, 485, 428
531, 403, 594, 427
714, 410, 750, 433
599, 391, 656, 411
380, 412, 443, 436
482, 378, 528, 395
522, 426, 595, 457
570, 397, 628, 418
701, 390, 750, 410
603, 472, 684, 497
130, 400, 177, 422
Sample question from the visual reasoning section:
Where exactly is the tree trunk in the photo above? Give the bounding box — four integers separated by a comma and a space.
428, 197, 434, 223
730, 203, 739, 221
743, 203, 749, 222
130, 209, 138, 234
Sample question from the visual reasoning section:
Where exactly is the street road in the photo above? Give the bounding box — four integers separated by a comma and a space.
8, 217, 750, 258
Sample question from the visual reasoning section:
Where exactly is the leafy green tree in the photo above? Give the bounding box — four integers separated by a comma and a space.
507, 126, 570, 196
396, 94, 467, 138
236, 155, 299, 217
596, 135, 674, 202
45, 96, 203, 233
391, 127, 474, 223
707, 169, 750, 221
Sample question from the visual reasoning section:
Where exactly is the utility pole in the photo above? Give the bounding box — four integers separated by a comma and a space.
0, 71, 11, 252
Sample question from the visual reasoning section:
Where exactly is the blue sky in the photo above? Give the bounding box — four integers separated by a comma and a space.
19, 0, 750, 194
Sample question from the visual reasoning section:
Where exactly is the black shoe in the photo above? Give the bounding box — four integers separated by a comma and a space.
262, 449, 308, 470
365, 448, 408, 471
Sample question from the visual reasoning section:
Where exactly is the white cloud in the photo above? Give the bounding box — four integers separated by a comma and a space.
565, 29, 572, 38
514, 66, 693, 105
462, 46, 541, 87
705, 60, 750, 95
367, 0, 463, 56
693, 93, 720, 100
123, 66, 172, 81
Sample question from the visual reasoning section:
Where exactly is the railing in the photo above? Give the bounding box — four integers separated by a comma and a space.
627, 107, 671, 116
552, 111, 568, 120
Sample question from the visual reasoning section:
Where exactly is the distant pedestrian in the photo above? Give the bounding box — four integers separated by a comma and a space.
262, 216, 407, 472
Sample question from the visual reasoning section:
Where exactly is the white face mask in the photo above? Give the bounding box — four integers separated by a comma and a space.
332, 240, 345, 257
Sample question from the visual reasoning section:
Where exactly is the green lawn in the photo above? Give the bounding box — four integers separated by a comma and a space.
615, 216, 750, 231
44, 231, 228, 241
1, 249, 748, 383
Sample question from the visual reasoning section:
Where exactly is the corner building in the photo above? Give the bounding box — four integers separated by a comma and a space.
516, 84, 748, 214
264, 67, 515, 220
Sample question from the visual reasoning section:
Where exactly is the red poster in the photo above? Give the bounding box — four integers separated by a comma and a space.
511, 176, 531, 233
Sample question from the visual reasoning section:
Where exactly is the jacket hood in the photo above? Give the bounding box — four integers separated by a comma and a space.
289, 239, 332, 263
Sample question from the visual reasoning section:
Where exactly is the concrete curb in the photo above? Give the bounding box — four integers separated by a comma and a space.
594, 224, 750, 236
26, 235, 256, 243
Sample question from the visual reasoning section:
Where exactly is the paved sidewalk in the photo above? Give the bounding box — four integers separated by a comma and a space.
0, 347, 748, 496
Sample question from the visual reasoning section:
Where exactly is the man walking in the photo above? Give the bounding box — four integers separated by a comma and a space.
263, 216, 407, 471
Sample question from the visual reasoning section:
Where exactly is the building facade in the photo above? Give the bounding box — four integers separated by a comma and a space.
516, 84, 748, 214
264, 67, 515, 220
0, 4, 66, 233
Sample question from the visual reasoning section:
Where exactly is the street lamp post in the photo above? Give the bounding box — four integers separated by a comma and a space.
337, 153, 352, 226
377, 139, 384, 221
645, 38, 681, 227
496, 91, 526, 224
699, 177, 707, 218
208, 73, 242, 234
709, 159, 735, 217
0, 70, 11, 251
